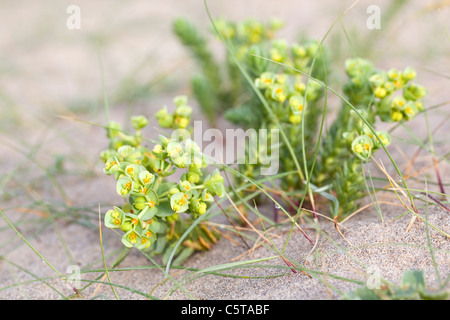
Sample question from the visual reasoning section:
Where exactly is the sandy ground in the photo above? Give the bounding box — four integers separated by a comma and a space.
0, 0, 449, 300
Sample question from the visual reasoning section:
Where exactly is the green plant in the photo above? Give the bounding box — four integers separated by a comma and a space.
344, 269, 449, 300
173, 17, 285, 125
174, 17, 428, 219
316, 58, 427, 216
100, 96, 225, 265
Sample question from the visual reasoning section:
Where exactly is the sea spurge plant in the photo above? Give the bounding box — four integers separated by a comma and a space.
176, 18, 429, 220
229, 63, 325, 192
317, 58, 427, 216
100, 96, 224, 264
173, 16, 324, 125
175, 17, 328, 192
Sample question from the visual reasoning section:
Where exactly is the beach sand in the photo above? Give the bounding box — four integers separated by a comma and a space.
0, 0, 449, 300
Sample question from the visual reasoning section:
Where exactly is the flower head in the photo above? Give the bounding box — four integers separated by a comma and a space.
351, 135, 374, 160
116, 177, 134, 197
131, 115, 149, 130
170, 192, 190, 213
104, 207, 125, 229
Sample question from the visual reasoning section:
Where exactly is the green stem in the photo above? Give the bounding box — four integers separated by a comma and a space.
190, 184, 205, 190
137, 206, 149, 219
154, 176, 163, 192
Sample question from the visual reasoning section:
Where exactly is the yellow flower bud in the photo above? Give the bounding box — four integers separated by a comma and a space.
374, 87, 387, 99
175, 117, 189, 129
289, 114, 301, 124
391, 111, 403, 122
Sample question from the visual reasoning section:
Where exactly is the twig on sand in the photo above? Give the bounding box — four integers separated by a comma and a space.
421, 192, 450, 213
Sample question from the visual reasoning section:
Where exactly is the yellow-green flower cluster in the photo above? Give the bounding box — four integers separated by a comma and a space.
350, 129, 391, 161
369, 67, 426, 122
100, 96, 225, 250
155, 95, 192, 129
338, 58, 428, 164
214, 17, 283, 46
241, 36, 324, 80
317, 58, 428, 218
214, 18, 323, 80
344, 58, 427, 123
254, 71, 322, 124
269, 39, 321, 75
102, 142, 163, 249
104, 205, 160, 250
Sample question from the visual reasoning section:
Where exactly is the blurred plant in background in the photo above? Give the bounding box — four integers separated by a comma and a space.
173, 17, 284, 125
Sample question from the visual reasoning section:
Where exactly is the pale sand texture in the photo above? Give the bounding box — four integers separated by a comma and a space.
0, 0, 449, 299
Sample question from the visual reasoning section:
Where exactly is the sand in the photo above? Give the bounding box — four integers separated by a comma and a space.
0, 0, 449, 300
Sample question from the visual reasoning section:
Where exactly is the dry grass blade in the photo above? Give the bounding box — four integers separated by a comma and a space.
334, 217, 352, 246
93, 273, 108, 297
16, 207, 48, 218
403, 157, 447, 182
223, 192, 271, 245
370, 156, 421, 233
231, 235, 265, 261
406, 215, 418, 233
421, 192, 450, 213
372, 156, 409, 206
214, 197, 251, 249
247, 200, 312, 277
432, 157, 446, 196
340, 200, 404, 224
303, 223, 321, 266
207, 223, 248, 247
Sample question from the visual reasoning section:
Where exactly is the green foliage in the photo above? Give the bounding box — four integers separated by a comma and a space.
344, 270, 449, 300
175, 18, 429, 219
100, 96, 224, 264
173, 17, 285, 124
317, 58, 427, 217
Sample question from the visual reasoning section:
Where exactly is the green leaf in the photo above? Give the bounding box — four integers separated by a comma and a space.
162, 243, 182, 265
343, 286, 381, 300
147, 220, 161, 234
153, 235, 168, 254
401, 270, 426, 291
224, 104, 259, 127
145, 188, 159, 205
173, 247, 195, 266
155, 201, 176, 217
157, 182, 176, 195
419, 290, 449, 300
139, 206, 158, 220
